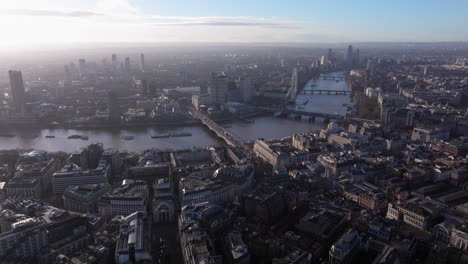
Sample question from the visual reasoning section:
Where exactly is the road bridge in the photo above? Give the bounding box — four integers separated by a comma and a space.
257, 107, 343, 121
191, 110, 250, 152
301, 89, 351, 95
320, 76, 345, 80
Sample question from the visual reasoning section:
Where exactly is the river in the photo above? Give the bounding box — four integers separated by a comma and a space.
0, 72, 351, 152
289, 71, 352, 115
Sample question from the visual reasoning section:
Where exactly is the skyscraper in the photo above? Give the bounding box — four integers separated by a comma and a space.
124, 57, 131, 72
320, 55, 327, 65
8, 70, 25, 114
327, 48, 333, 63
64, 65, 72, 87
140, 53, 145, 72
239, 77, 253, 103
78, 59, 86, 77
347, 45, 353, 67
141, 80, 149, 96
355, 48, 360, 65
111, 54, 117, 71
209, 72, 228, 106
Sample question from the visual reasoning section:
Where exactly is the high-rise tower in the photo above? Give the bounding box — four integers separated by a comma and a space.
209, 72, 228, 106
347, 45, 353, 67
239, 77, 253, 103
8, 70, 25, 114
111, 54, 117, 72
124, 57, 131, 72
78, 59, 86, 77
140, 53, 145, 72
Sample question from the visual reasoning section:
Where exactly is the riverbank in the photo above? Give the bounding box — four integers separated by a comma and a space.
0, 115, 326, 152
0, 109, 274, 130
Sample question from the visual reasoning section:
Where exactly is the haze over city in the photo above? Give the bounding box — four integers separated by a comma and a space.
1, 1, 468, 264
1, 0, 468, 50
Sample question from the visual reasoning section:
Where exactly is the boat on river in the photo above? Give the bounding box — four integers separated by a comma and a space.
296, 99, 309, 105
151, 134, 170, 138
170, 132, 192, 137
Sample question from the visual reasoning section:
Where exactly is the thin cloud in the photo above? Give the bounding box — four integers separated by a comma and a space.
149, 21, 294, 27
3, 9, 104, 17
145, 16, 305, 29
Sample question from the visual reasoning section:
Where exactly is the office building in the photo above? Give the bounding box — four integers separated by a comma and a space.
253, 139, 291, 169
7, 157, 57, 199
78, 59, 86, 77
111, 53, 117, 71
139, 53, 145, 71
347, 45, 353, 67
0, 218, 48, 263
178, 203, 223, 264
115, 212, 152, 264
329, 229, 360, 264
355, 48, 360, 65
8, 70, 25, 114
64, 65, 72, 87
127, 163, 171, 181
6, 151, 58, 199
124, 57, 131, 72
192, 94, 212, 110
239, 77, 253, 103
107, 91, 120, 121
101, 148, 121, 177
209, 72, 228, 106
180, 164, 254, 206
242, 184, 286, 224
328, 48, 333, 62
51, 162, 110, 194
63, 183, 111, 213
226, 233, 250, 264
98, 180, 147, 218
320, 55, 327, 65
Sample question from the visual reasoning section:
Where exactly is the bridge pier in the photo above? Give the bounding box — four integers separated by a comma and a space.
323, 117, 330, 123
309, 116, 315, 122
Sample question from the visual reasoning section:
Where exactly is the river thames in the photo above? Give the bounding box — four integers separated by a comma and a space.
0, 72, 351, 152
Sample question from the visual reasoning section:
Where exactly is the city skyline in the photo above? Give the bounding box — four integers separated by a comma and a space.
1, 2, 468, 264
1, 0, 468, 50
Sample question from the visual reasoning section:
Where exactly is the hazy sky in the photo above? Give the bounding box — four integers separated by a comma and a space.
1, 0, 467, 48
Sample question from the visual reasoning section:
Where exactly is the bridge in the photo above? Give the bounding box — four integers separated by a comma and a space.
191, 109, 250, 152
257, 107, 344, 121
301, 89, 351, 95
320, 75, 345, 80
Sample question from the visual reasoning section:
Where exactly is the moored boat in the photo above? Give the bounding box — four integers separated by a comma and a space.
151, 134, 170, 138
170, 132, 192, 137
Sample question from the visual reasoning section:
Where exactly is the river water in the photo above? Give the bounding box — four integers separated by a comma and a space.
0, 72, 351, 152
289, 71, 352, 115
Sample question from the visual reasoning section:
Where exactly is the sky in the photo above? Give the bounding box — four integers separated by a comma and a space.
0, 0, 467, 48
